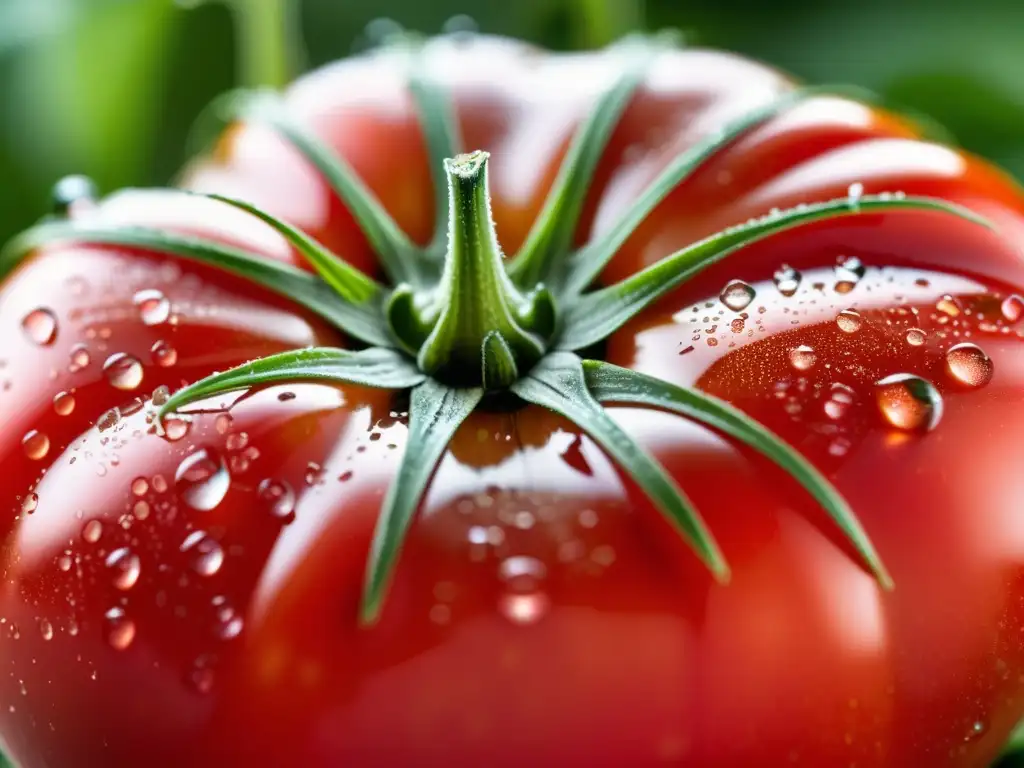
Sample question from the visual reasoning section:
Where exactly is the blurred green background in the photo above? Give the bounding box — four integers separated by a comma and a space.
2, 0, 1024, 250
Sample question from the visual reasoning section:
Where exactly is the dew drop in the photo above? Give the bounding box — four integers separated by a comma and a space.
133, 500, 150, 520
81, 519, 103, 543
151, 340, 177, 368
1001, 294, 1024, 323
788, 345, 817, 371
875, 374, 943, 432
151, 384, 170, 406
936, 295, 962, 317
133, 289, 170, 326
104, 607, 136, 651
720, 279, 756, 312
905, 328, 927, 346
257, 479, 296, 522
179, 531, 224, 577
162, 416, 191, 442
69, 344, 90, 369
131, 477, 149, 496
944, 343, 993, 388
189, 656, 216, 694
824, 383, 856, 420
175, 449, 229, 511
22, 430, 50, 460
21, 493, 38, 515
103, 353, 143, 391
21, 308, 58, 346
39, 619, 54, 641
834, 256, 865, 293
847, 182, 864, 206
52, 390, 75, 416
836, 309, 863, 334
214, 604, 244, 640
773, 264, 802, 297
97, 408, 120, 432
57, 554, 73, 572
105, 548, 141, 591
497, 556, 549, 626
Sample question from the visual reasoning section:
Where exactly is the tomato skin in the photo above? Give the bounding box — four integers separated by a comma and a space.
4, 34, 1024, 767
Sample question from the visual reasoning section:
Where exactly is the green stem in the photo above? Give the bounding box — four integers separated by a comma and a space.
571, 0, 643, 48
219, 0, 301, 89
414, 151, 547, 389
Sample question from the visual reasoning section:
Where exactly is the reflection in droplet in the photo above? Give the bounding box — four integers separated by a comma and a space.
131, 477, 149, 497
836, 309, 863, 334
180, 531, 224, 577
105, 548, 141, 591
1001, 294, 1024, 323
789, 345, 817, 372
905, 328, 927, 347
22, 308, 58, 346
103, 353, 144, 391
69, 344, 90, 369
104, 607, 136, 651
162, 416, 191, 442
38, 619, 54, 641
824, 383, 856, 421
151, 340, 177, 368
82, 519, 103, 543
97, 408, 120, 432
175, 449, 229, 511
22, 430, 49, 460
257, 479, 296, 522
720, 280, 756, 312
133, 289, 170, 325
53, 390, 76, 415
773, 264, 801, 297
936, 295, 962, 317
875, 374, 943, 432
497, 556, 549, 626
944, 343, 993, 388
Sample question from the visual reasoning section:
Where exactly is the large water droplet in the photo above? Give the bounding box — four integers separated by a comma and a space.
103, 353, 143, 391
836, 309, 863, 334
180, 531, 224, 577
257, 479, 296, 522
875, 374, 943, 432
789, 345, 817, 371
81, 519, 103, 543
105, 548, 141, 591
22, 430, 50, 460
175, 449, 229, 511
944, 343, 993, 388
497, 556, 549, 626
151, 340, 177, 368
720, 280, 756, 311
773, 264, 801, 297
52, 391, 75, 416
161, 415, 191, 442
905, 328, 927, 347
104, 607, 136, 650
133, 289, 170, 325
1001, 295, 1024, 323
21, 308, 58, 346
21, 493, 38, 515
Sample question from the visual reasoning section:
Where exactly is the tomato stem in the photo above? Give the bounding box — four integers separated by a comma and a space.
414, 151, 551, 389
217, 0, 303, 89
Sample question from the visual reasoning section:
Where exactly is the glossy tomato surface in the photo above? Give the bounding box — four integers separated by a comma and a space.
4, 35, 1024, 768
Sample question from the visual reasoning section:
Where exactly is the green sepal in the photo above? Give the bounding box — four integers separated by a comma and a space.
385, 283, 438, 354
511, 352, 729, 582
563, 86, 873, 294
558, 194, 991, 351
361, 379, 483, 624
520, 284, 559, 339
582, 360, 893, 589
508, 35, 661, 288
205, 193, 384, 304
481, 331, 519, 391
156, 347, 423, 420
222, 91, 430, 286
0, 218, 393, 348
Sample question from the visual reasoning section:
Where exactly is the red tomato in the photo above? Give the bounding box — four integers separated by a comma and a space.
4, 34, 1024, 768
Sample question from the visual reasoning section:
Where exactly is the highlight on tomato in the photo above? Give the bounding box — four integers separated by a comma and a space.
3, 3, 1024, 767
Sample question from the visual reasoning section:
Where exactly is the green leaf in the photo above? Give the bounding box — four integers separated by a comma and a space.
508, 36, 660, 288
582, 360, 892, 589
362, 379, 483, 624
205, 193, 384, 304
225, 92, 430, 286
1, 219, 392, 348
559, 194, 991, 351
511, 352, 728, 581
157, 347, 423, 419
563, 86, 871, 294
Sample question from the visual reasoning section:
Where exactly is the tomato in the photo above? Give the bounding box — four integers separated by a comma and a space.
4, 33, 1024, 768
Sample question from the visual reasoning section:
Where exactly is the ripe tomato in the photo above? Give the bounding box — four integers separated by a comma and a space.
4, 33, 1024, 768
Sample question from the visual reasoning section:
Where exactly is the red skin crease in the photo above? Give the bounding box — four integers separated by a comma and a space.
4, 35, 1024, 768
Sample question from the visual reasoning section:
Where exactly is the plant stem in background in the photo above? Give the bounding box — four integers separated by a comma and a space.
571, 0, 644, 47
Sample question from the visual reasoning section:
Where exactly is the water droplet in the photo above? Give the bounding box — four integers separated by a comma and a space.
1001, 295, 1024, 323
161, 416, 191, 442
133, 500, 150, 520
175, 449, 229, 511
788, 345, 817, 371
226, 432, 249, 452
22, 430, 50, 460
151, 384, 170, 406
966, 720, 986, 742
152, 474, 168, 493
51, 175, 96, 214
188, 656, 216, 694
151, 340, 177, 368
57, 554, 72, 572
21, 308, 58, 346
944, 343, 993, 388
257, 479, 296, 522
720, 280, 756, 312
834, 256, 865, 293
96, 408, 120, 432
39, 619, 53, 641
214, 604, 244, 640
52, 391, 75, 415
773, 265, 802, 296
847, 182, 864, 206
131, 477, 149, 496
906, 328, 927, 346
103, 353, 143, 391
179, 531, 224, 577
497, 556, 548, 626
836, 309, 863, 333
69, 344, 90, 369
81, 519, 103, 543
104, 607, 136, 650
875, 374, 943, 432
105, 548, 141, 591
133, 289, 170, 325
936, 295, 962, 317
824, 383, 856, 421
